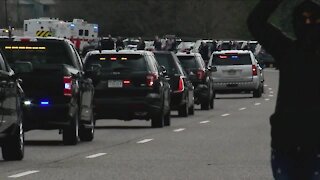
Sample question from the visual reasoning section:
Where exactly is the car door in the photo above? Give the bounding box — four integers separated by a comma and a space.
70, 44, 94, 122
0, 54, 20, 133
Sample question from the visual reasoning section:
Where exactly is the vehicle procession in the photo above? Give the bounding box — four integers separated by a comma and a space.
0, 17, 269, 162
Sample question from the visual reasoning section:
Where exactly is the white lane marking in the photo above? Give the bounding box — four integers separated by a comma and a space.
173, 128, 185, 132
86, 153, 107, 159
270, 91, 274, 94
265, 98, 270, 101
221, 113, 230, 117
264, 84, 268, 87
8, 170, 40, 178
137, 139, 154, 144
239, 107, 247, 111
269, 94, 274, 97
199, 120, 210, 124
268, 88, 272, 90
254, 103, 261, 106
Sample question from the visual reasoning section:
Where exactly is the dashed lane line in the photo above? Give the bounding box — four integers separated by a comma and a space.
254, 103, 261, 106
86, 153, 107, 159
269, 94, 274, 97
270, 91, 274, 94
199, 120, 210, 124
265, 98, 270, 101
239, 107, 247, 111
221, 113, 230, 117
137, 139, 154, 144
173, 128, 185, 132
8, 170, 40, 178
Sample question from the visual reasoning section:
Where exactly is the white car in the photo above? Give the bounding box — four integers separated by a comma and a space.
208, 50, 263, 98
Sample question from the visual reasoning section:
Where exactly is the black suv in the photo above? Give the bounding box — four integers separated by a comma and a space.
176, 52, 215, 110
83, 50, 171, 128
154, 51, 195, 117
0, 37, 95, 145
0, 50, 24, 160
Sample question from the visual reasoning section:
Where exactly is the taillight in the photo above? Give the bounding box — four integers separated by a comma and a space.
63, 76, 72, 96
252, 65, 258, 76
146, 73, 158, 87
175, 76, 185, 93
123, 80, 131, 87
197, 69, 205, 80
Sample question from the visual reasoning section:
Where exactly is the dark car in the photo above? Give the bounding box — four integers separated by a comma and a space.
0, 37, 95, 145
154, 51, 194, 117
83, 50, 171, 128
0, 50, 24, 160
176, 52, 215, 110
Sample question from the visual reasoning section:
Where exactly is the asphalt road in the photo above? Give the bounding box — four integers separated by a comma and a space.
0, 68, 279, 180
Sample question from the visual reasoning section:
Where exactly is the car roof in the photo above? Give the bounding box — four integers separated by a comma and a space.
212, 50, 252, 55
86, 50, 154, 56
176, 52, 199, 56
0, 36, 70, 43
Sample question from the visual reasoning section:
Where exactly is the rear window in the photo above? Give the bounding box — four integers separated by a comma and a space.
0, 41, 73, 67
176, 55, 201, 70
85, 54, 147, 72
212, 54, 252, 66
154, 53, 181, 75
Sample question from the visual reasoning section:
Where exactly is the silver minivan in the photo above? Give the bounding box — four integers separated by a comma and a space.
207, 50, 263, 98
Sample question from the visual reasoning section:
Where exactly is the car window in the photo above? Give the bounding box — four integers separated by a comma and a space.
212, 54, 252, 65
84, 54, 147, 72
176, 55, 201, 69
0, 53, 7, 71
0, 41, 74, 68
154, 53, 180, 75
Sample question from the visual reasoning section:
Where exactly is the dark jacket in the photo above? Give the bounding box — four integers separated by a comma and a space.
247, 0, 320, 151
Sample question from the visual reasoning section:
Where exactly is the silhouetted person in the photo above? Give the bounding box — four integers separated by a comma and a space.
115, 36, 124, 50
248, 0, 320, 179
137, 37, 145, 50
101, 34, 115, 50
153, 35, 162, 51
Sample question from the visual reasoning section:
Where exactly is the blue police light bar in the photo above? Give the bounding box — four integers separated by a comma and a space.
40, 101, 49, 105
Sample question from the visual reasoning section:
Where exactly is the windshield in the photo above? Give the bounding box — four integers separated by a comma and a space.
212, 54, 252, 65
0, 41, 73, 67
176, 55, 201, 69
154, 53, 181, 75
85, 54, 147, 72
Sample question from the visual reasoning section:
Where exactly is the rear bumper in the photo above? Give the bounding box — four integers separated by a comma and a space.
93, 93, 162, 120
170, 92, 187, 110
22, 103, 77, 131
214, 78, 260, 92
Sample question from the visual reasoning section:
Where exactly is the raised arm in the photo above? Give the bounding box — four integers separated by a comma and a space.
247, 0, 292, 62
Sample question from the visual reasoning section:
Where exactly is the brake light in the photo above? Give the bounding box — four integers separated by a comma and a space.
175, 76, 185, 93
197, 69, 205, 80
252, 65, 258, 76
63, 76, 72, 96
123, 80, 131, 87
146, 73, 158, 87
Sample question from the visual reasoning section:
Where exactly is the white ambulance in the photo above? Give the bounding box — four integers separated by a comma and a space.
23, 17, 99, 52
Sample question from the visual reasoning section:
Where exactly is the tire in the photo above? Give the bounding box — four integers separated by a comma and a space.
2, 120, 24, 161
188, 104, 194, 115
253, 88, 262, 98
79, 114, 94, 142
152, 108, 164, 128
63, 111, 79, 145
164, 110, 171, 126
178, 103, 188, 117
201, 101, 210, 110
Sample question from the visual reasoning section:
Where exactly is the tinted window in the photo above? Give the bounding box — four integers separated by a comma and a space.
176, 55, 201, 69
79, 29, 84, 36
212, 54, 252, 65
0, 41, 74, 67
85, 30, 89, 36
154, 53, 180, 75
85, 54, 147, 72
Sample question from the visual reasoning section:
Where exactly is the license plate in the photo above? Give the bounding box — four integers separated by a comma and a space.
108, 80, 123, 88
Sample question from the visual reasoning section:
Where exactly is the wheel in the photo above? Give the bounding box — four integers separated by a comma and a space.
164, 110, 171, 126
152, 109, 164, 128
188, 104, 194, 115
79, 113, 94, 142
201, 101, 210, 110
253, 88, 262, 98
63, 111, 79, 145
178, 103, 188, 117
2, 119, 24, 161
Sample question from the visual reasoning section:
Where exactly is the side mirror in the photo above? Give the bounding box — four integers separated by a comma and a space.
85, 64, 102, 77
208, 66, 217, 72
160, 66, 168, 76
13, 61, 33, 74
